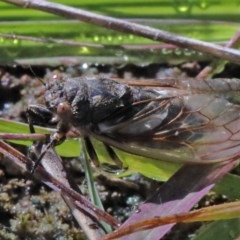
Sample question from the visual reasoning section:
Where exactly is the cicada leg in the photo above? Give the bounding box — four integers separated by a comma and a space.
26, 105, 65, 173
84, 137, 126, 171
84, 136, 100, 167
104, 143, 123, 169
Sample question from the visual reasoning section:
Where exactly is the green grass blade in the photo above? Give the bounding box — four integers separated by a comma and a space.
1, 1, 240, 64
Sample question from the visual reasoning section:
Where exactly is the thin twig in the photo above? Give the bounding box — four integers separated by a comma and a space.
197, 28, 240, 79
0, 133, 46, 141
0, 32, 104, 48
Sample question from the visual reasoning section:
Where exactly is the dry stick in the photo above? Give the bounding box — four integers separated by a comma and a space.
0, 133, 46, 141
3, 0, 240, 64
197, 29, 240, 79
103, 200, 240, 240
40, 146, 106, 240
225, 29, 240, 49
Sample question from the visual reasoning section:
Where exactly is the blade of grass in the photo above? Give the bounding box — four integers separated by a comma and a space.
3, 0, 240, 64
81, 139, 112, 233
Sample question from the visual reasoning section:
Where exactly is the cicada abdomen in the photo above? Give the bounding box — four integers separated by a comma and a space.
94, 77, 240, 165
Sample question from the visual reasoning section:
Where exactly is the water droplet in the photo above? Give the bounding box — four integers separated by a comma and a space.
183, 48, 193, 56
93, 35, 99, 42
115, 50, 123, 57
198, 1, 209, 9
174, 0, 192, 14
13, 38, 19, 45
126, 196, 140, 205
82, 63, 88, 69
107, 35, 113, 42
177, 5, 190, 13
123, 55, 129, 62
0, 37, 5, 43
117, 35, 123, 41
135, 208, 141, 213
174, 48, 183, 56
128, 34, 134, 40
4, 103, 11, 110
161, 48, 173, 55
80, 46, 89, 54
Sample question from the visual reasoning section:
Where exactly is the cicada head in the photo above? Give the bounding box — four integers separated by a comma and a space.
44, 74, 67, 112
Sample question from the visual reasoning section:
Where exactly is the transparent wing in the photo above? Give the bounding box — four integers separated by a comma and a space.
93, 78, 240, 164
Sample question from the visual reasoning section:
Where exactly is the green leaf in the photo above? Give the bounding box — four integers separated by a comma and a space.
0, 118, 51, 145
192, 219, 240, 240
88, 139, 181, 181
0, 118, 179, 180
214, 173, 240, 200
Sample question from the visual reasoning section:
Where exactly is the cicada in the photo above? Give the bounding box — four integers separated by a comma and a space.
27, 75, 240, 169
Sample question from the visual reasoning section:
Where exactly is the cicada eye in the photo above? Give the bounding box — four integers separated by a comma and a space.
52, 73, 61, 81
52, 74, 58, 79
57, 102, 70, 113
57, 102, 71, 118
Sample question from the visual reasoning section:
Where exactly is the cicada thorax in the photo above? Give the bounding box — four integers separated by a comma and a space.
32, 75, 154, 169
45, 75, 154, 128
